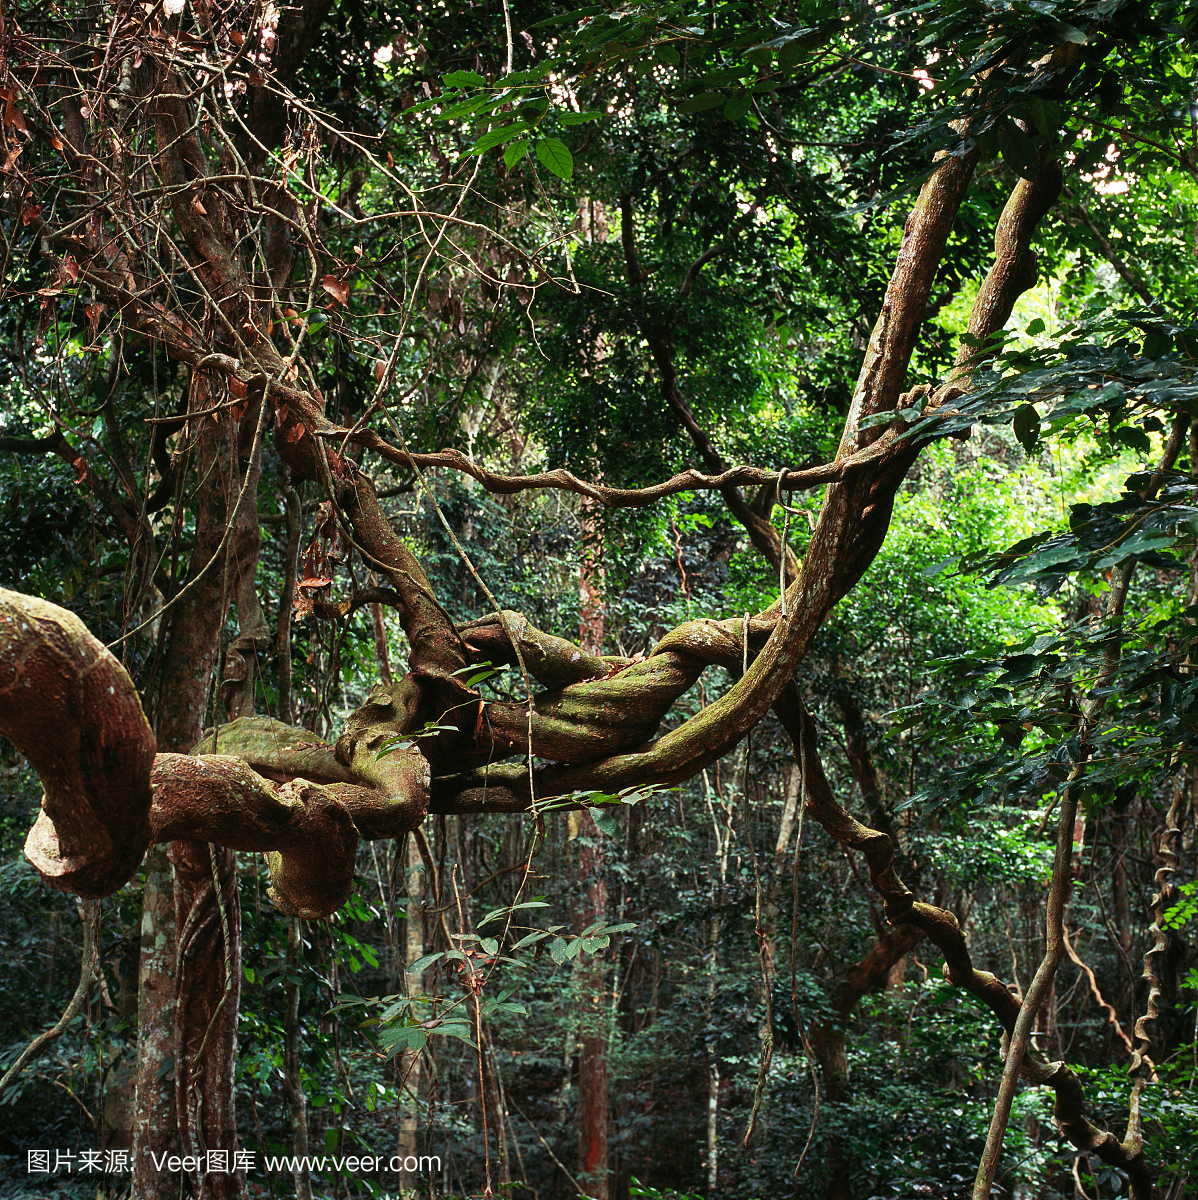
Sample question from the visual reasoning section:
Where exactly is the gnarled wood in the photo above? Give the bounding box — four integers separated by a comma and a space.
0, 588, 155, 898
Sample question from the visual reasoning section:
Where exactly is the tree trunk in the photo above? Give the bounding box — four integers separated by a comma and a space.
284, 917, 313, 1200
398, 833, 425, 1160
134, 407, 252, 1200
576, 503, 610, 1200
704, 912, 722, 1194
811, 923, 926, 1200
132, 845, 179, 1186
576, 830, 609, 1200
172, 839, 245, 1200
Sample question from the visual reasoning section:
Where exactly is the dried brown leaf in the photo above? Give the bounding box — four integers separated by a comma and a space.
321, 275, 349, 305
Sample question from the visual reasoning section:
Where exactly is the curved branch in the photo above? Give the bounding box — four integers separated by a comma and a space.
345, 431, 886, 507
1, 589, 155, 898
0, 595, 431, 919
773, 686, 1152, 1193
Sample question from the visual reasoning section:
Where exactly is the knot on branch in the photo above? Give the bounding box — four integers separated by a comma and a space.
0, 592, 435, 919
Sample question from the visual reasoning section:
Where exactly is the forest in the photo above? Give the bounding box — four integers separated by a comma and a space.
0, 0, 1195, 1197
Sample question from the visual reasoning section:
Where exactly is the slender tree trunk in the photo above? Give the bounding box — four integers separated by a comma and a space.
283, 917, 313, 1200
576, 830, 609, 1200
481, 1029, 511, 1192
762, 762, 802, 967
368, 571, 394, 685
398, 834, 425, 1160
700, 765, 733, 1190
42, 908, 60, 994
1111, 806, 1132, 1017
813, 701, 925, 1200
172, 839, 245, 1200
132, 846, 178, 1183
704, 911, 722, 1194
576, 501, 610, 1200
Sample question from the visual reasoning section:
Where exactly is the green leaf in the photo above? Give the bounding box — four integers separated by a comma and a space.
997, 119, 1038, 180
431, 1021, 477, 1048
479, 900, 551, 925
560, 110, 604, 125
1028, 98, 1064, 138
497, 66, 552, 85
678, 90, 725, 114
520, 98, 549, 122
443, 70, 486, 88
1046, 18, 1087, 44
530, 6, 603, 29
482, 997, 528, 1017
375, 735, 414, 759
465, 669, 497, 686
510, 929, 555, 950
439, 94, 491, 120
504, 139, 530, 169
408, 951, 445, 974
1013, 403, 1041, 453
777, 40, 807, 71
378, 1024, 428, 1056
655, 44, 680, 66
536, 137, 573, 180
1114, 424, 1152, 455
1026, 317, 1045, 336
1141, 328, 1173, 358
473, 124, 526, 153
588, 806, 621, 837
723, 92, 752, 122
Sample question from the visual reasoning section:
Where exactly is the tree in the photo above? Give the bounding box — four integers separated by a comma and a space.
0, 0, 1195, 1196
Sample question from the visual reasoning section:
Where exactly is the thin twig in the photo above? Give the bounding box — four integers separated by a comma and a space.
0, 901, 98, 1095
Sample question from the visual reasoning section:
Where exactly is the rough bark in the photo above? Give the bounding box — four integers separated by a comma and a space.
0, 589, 155, 898
172, 840, 245, 1200
132, 847, 180, 1190
398, 833, 426, 1160
143, 409, 246, 1200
